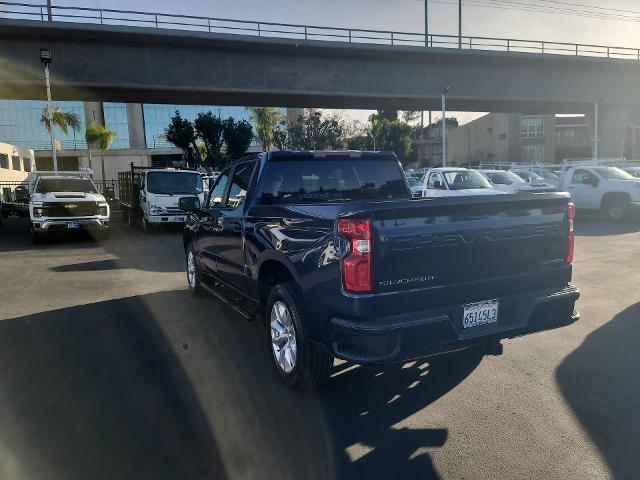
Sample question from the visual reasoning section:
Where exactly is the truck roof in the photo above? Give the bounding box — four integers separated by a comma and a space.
267, 150, 397, 159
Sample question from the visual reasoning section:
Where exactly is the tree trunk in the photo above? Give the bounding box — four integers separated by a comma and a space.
87, 146, 93, 170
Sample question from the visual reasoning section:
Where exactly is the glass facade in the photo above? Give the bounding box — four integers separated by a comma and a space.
103, 102, 130, 149
0, 100, 280, 152
0, 100, 87, 150
143, 104, 270, 148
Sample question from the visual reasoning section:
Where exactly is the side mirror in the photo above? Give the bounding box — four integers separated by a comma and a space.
178, 196, 201, 212
525, 176, 532, 183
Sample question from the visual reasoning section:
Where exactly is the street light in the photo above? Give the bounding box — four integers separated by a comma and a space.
442, 85, 451, 167
40, 48, 58, 173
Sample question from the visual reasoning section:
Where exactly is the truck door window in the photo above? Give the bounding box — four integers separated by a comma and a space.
571, 169, 592, 184
225, 161, 256, 209
427, 173, 444, 189
208, 169, 231, 208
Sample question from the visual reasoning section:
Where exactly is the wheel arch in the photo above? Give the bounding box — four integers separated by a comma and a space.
601, 191, 631, 209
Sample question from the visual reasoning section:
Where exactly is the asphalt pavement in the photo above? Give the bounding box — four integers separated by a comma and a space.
0, 216, 638, 480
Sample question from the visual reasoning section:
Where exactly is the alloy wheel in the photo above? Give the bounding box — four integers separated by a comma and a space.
270, 300, 298, 374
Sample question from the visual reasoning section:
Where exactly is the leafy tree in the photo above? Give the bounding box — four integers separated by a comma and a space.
401, 110, 421, 123
85, 121, 116, 181
194, 112, 225, 167
274, 109, 343, 150
248, 107, 281, 151
376, 109, 398, 121
164, 111, 201, 167
40, 107, 82, 136
223, 119, 253, 161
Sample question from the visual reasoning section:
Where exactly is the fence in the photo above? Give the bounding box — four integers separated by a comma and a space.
1, 1, 639, 61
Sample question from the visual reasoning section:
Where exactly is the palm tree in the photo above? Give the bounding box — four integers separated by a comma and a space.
248, 107, 282, 151
40, 107, 82, 148
85, 121, 116, 182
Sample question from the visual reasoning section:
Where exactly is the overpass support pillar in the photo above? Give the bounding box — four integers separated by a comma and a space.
597, 104, 631, 159
83, 102, 104, 126
126, 103, 146, 149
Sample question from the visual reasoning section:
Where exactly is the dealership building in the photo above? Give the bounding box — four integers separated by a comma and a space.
0, 100, 289, 181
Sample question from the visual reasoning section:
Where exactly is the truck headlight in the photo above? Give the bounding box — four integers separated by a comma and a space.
98, 203, 109, 216
32, 207, 43, 218
149, 204, 160, 215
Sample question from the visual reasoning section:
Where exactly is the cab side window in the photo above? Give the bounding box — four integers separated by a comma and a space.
427, 173, 444, 189
571, 169, 592, 184
225, 162, 257, 209
208, 169, 231, 208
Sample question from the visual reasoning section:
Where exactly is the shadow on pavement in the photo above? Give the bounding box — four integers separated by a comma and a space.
574, 215, 640, 236
321, 350, 483, 480
556, 303, 640, 480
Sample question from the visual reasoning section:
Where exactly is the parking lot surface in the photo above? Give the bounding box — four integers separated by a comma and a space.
0, 217, 638, 480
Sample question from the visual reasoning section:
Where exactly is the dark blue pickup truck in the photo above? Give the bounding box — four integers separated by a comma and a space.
180, 151, 579, 389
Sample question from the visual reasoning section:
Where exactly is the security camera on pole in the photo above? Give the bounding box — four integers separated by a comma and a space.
40, 48, 58, 173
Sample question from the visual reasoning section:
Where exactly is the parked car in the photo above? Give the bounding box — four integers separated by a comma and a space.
622, 166, 640, 178
479, 169, 557, 193
560, 166, 640, 220
405, 175, 424, 198
422, 167, 506, 197
29, 173, 110, 242
181, 151, 579, 390
118, 166, 205, 231
512, 169, 559, 190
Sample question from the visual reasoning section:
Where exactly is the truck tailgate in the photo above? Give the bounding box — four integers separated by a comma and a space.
363, 193, 571, 311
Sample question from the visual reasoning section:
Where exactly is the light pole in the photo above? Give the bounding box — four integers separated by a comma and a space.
40, 48, 58, 173
458, 0, 462, 49
441, 85, 451, 167
594, 102, 599, 160
424, 0, 429, 47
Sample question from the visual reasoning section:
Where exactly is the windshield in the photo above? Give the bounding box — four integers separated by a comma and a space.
35, 178, 97, 193
593, 167, 635, 180
443, 171, 492, 190
259, 158, 409, 204
146, 171, 203, 195
625, 168, 640, 178
483, 171, 525, 185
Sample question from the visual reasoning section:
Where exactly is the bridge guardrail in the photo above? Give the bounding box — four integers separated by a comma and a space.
1, 0, 639, 61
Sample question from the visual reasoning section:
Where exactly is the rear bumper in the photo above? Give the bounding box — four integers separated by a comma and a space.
32, 218, 110, 233
327, 284, 580, 364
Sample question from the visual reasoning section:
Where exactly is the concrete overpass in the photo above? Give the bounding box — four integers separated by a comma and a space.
1, 19, 639, 156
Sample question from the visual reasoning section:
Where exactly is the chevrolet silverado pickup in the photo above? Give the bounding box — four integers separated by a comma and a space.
180, 151, 579, 389
30, 172, 110, 243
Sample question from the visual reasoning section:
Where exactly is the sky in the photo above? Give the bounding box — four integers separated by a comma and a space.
43, 1, 640, 125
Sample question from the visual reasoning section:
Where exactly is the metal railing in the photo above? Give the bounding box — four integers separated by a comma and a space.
1, 0, 640, 61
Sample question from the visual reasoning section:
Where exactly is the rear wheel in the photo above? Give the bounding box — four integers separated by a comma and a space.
603, 197, 628, 221
266, 282, 332, 390
186, 244, 204, 295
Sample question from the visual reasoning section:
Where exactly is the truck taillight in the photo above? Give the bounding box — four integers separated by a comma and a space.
567, 202, 575, 264
338, 218, 372, 293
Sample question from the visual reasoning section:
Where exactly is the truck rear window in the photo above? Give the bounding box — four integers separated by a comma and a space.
259, 158, 409, 204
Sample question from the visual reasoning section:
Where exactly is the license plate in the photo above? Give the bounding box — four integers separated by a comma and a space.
66, 222, 80, 229
463, 299, 499, 329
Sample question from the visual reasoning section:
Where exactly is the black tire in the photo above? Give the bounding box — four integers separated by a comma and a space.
603, 197, 628, 221
266, 282, 332, 390
186, 243, 205, 295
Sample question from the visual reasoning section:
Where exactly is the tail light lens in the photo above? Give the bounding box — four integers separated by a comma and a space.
567, 202, 575, 264
338, 218, 372, 293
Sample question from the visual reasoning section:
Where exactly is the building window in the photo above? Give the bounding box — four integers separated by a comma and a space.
23, 157, 32, 172
521, 117, 544, 139
521, 144, 545, 163
103, 102, 130, 149
0, 153, 7, 169
11, 155, 21, 171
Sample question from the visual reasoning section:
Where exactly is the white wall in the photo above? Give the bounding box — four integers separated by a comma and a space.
0, 141, 35, 183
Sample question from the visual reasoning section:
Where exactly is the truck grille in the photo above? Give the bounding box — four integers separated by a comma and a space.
43, 202, 98, 217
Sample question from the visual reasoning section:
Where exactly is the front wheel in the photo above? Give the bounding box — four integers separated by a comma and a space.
267, 282, 332, 390
186, 244, 204, 295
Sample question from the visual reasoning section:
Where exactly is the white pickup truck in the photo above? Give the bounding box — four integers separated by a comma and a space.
560, 166, 640, 220
422, 167, 507, 197
29, 172, 110, 242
